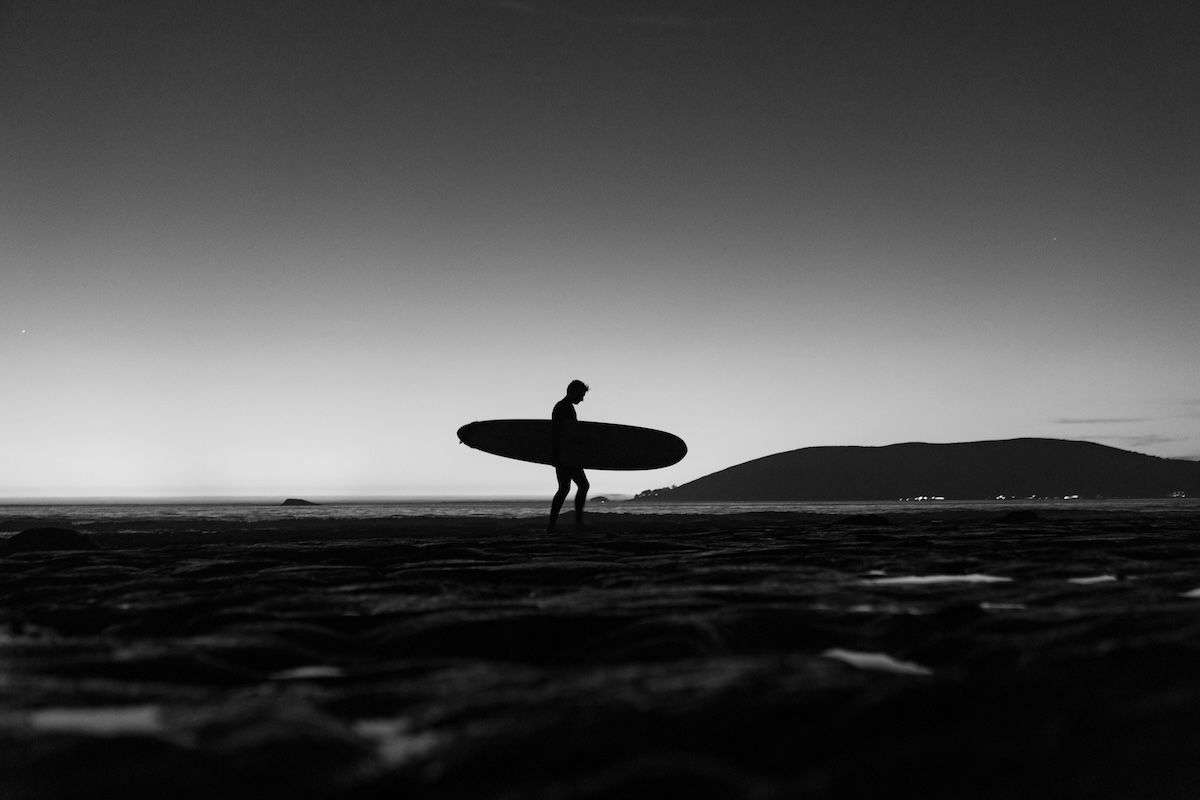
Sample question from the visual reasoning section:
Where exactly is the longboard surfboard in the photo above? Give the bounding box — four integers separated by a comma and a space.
457, 419, 687, 471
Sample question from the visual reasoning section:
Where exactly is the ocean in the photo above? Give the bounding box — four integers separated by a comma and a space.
2, 497, 1197, 533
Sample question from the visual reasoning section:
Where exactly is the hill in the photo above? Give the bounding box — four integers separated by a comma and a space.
638, 438, 1200, 502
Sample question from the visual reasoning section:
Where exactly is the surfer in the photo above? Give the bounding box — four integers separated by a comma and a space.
548, 379, 590, 532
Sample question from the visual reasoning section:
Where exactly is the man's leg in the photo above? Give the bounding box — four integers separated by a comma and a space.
573, 469, 589, 525
549, 467, 571, 531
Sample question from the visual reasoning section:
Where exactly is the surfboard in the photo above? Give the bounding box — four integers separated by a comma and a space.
457, 419, 687, 471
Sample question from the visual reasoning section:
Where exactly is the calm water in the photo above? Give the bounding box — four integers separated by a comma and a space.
2, 497, 1198, 532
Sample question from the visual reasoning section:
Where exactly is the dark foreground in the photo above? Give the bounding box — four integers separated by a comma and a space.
5, 509, 1200, 799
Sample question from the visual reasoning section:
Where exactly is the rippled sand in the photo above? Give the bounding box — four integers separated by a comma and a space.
4, 510, 1200, 799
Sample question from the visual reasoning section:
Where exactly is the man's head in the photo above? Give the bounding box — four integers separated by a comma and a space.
566, 380, 589, 403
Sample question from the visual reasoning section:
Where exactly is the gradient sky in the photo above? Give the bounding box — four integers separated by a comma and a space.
3, 0, 1198, 498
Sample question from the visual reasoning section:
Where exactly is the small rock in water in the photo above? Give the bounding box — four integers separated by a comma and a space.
281, 498, 320, 506
7, 527, 98, 553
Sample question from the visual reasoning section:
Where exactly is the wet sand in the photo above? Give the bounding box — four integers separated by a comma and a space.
5, 509, 1200, 799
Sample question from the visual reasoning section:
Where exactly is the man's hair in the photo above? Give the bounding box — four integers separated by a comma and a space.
567, 379, 589, 395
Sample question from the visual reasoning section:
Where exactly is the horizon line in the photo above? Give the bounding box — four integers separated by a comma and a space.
0, 494, 629, 505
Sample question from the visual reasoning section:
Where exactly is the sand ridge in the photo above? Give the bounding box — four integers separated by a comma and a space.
4, 510, 1200, 798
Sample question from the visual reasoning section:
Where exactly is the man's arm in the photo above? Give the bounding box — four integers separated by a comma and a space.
551, 402, 564, 466
551, 401, 574, 466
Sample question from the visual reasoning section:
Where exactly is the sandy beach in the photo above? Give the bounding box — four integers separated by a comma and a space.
5, 507, 1200, 799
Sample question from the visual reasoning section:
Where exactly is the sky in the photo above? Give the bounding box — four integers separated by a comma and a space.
2, 0, 1198, 499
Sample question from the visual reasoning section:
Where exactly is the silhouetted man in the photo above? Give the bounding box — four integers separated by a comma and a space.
548, 379, 590, 532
